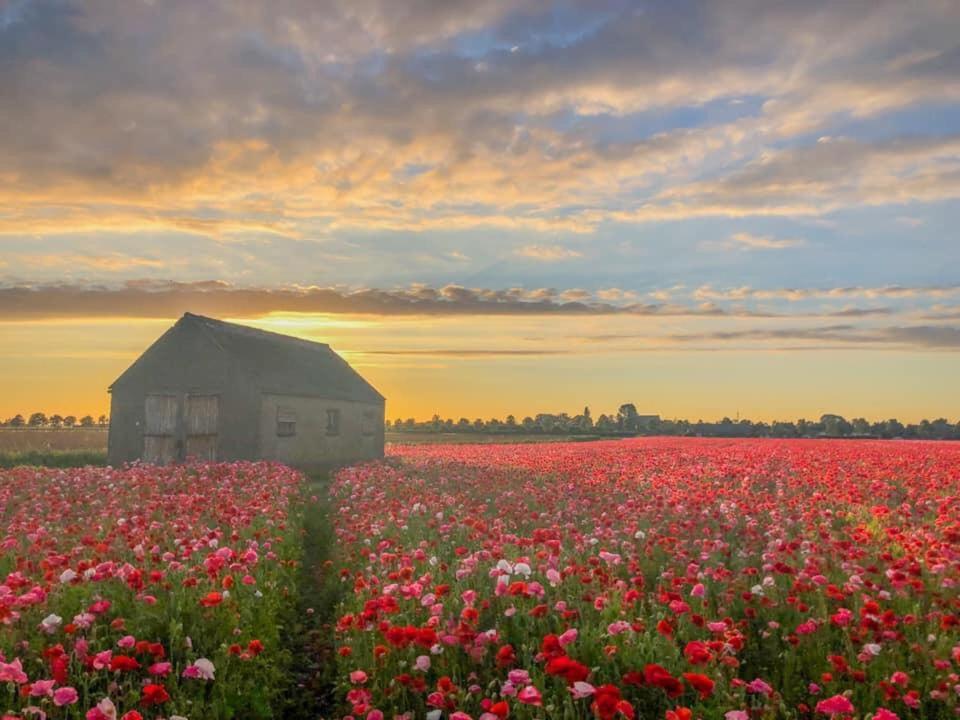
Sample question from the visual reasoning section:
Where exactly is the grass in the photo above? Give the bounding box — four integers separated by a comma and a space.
0, 423, 107, 470
0, 427, 108, 452
0, 449, 107, 468
276, 473, 344, 719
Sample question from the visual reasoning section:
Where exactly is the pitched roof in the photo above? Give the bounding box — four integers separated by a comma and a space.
113, 313, 384, 403
187, 313, 384, 403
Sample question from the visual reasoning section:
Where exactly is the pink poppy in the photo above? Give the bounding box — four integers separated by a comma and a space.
517, 685, 542, 706
29, 680, 55, 697
0, 659, 28, 684
815, 695, 855, 715
86, 698, 117, 720
53, 687, 79, 706
182, 658, 215, 681
570, 681, 596, 699
746, 679, 773, 696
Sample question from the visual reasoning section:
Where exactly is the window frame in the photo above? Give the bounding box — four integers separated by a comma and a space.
276, 407, 297, 437
361, 409, 377, 437
326, 408, 341, 436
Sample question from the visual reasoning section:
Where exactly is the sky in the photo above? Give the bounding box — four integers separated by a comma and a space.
1, 0, 959, 422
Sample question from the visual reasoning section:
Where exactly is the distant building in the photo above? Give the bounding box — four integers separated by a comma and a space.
107, 313, 385, 468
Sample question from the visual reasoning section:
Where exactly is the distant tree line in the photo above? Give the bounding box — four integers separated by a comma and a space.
386, 404, 960, 440
5, 405, 959, 441
1, 413, 108, 428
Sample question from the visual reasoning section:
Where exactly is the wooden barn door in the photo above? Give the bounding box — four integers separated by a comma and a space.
144, 394, 179, 463
185, 394, 219, 461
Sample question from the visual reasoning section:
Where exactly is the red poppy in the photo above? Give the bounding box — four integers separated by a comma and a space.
644, 664, 684, 698
546, 656, 590, 685
683, 672, 715, 699
199, 591, 223, 607
496, 644, 517, 668
683, 641, 712, 665
110, 655, 141, 672
622, 671, 645, 687
141, 683, 170, 706
540, 634, 564, 659
591, 684, 634, 720
248, 639, 264, 656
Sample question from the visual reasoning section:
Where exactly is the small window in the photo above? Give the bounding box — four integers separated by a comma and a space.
277, 407, 296, 437
361, 410, 376, 437
326, 408, 341, 436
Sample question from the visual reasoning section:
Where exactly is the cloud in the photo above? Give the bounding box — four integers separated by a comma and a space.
579, 323, 960, 350
668, 324, 859, 343
693, 283, 960, 302
10, 253, 169, 271
0, 280, 939, 325
558, 288, 593, 302
1, 0, 958, 241
514, 245, 583, 261
729, 232, 804, 250
359, 348, 568, 358
596, 287, 639, 302
1, 280, 800, 320
0, 280, 646, 320
700, 231, 806, 252
615, 134, 960, 223
896, 215, 925, 227
668, 324, 960, 349
917, 304, 960, 320
826, 307, 894, 318
880, 325, 960, 348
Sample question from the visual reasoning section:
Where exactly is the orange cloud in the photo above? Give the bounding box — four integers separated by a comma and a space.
514, 245, 584, 261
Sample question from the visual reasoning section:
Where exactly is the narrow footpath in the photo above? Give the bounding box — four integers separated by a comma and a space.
278, 474, 343, 719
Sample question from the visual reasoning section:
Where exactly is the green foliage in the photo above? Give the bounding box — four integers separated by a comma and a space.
277, 474, 346, 719
0, 449, 107, 468
387, 408, 960, 440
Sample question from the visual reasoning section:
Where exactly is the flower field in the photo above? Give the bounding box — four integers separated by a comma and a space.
332, 438, 960, 720
2, 439, 958, 719
0, 462, 303, 719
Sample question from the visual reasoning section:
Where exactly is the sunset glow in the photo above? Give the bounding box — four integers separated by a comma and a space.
2, 1, 958, 421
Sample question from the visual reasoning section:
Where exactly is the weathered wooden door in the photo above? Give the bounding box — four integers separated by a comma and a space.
144, 394, 179, 464
185, 394, 219, 461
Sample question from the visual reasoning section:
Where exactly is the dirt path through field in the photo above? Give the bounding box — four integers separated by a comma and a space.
277, 474, 343, 719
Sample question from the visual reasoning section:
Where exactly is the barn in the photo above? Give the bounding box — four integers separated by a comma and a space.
107, 312, 385, 468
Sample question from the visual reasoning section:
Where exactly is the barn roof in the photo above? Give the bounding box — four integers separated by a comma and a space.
112, 313, 385, 404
